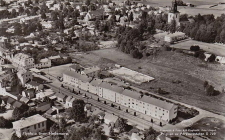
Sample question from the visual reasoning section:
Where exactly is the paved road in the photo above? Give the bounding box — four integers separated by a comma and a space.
46, 82, 207, 140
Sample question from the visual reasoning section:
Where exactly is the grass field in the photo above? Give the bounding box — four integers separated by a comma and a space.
179, 7, 225, 17
171, 40, 225, 57
70, 48, 225, 115
188, 117, 225, 140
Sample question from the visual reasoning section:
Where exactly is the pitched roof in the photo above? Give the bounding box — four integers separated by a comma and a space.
99, 82, 124, 94
140, 95, 175, 111
12, 114, 47, 129
69, 64, 82, 71
82, 66, 100, 75
104, 112, 118, 123
64, 70, 92, 83
7, 97, 16, 104
20, 97, 30, 104
46, 109, 56, 115
122, 89, 140, 99
55, 92, 67, 99
90, 78, 103, 86
12, 101, 23, 108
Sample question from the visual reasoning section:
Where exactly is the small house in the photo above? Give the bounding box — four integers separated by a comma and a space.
104, 112, 118, 127
55, 92, 67, 103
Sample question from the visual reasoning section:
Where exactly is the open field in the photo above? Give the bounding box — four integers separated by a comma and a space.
112, 0, 224, 6
179, 7, 225, 17
41, 64, 72, 78
171, 40, 225, 57
70, 48, 225, 115
187, 117, 225, 140
109, 67, 154, 84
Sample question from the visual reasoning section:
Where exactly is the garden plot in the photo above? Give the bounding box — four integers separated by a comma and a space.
109, 67, 154, 84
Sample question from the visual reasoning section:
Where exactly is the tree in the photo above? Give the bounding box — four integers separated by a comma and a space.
204, 81, 208, 88
144, 127, 159, 140
0, 117, 12, 128
190, 45, 200, 51
85, 0, 91, 6
66, 99, 86, 122
128, 12, 133, 22
59, 118, 67, 129
115, 117, 127, 132
109, 127, 115, 136
169, 19, 176, 33
41, 12, 47, 19
206, 85, 214, 96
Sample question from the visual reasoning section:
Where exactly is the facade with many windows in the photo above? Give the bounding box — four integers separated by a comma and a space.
63, 70, 178, 122
12, 114, 47, 137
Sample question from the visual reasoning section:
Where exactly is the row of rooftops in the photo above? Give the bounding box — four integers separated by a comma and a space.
64, 70, 176, 110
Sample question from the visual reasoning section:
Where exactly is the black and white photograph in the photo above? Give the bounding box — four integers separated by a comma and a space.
0, 0, 225, 140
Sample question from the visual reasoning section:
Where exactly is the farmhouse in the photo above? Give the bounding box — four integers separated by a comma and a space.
12, 114, 47, 137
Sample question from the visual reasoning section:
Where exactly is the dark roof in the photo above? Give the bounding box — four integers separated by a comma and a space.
37, 102, 50, 107
122, 89, 140, 100
7, 97, 16, 104
12, 101, 23, 108
46, 109, 56, 115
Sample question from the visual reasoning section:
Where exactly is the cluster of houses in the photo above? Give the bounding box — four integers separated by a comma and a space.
63, 64, 178, 122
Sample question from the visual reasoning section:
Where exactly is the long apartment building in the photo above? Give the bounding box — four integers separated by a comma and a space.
63, 70, 178, 122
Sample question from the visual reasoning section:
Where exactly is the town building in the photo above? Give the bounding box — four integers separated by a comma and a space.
12, 114, 47, 137
25, 81, 44, 91
17, 70, 33, 85
65, 96, 76, 108
104, 112, 119, 127
168, 0, 180, 26
12, 53, 35, 69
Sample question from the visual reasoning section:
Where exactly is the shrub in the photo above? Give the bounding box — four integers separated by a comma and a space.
0, 117, 13, 128
208, 54, 216, 62
190, 45, 200, 51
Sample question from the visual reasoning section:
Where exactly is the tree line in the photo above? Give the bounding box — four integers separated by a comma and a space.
180, 14, 225, 43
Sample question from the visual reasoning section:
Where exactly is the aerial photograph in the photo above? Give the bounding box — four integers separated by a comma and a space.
0, 0, 225, 140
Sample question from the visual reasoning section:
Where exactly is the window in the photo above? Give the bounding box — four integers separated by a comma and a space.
38, 123, 40, 128
42, 122, 44, 127
34, 125, 36, 129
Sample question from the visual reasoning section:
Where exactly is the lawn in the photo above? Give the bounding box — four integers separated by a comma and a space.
0, 128, 13, 140
41, 64, 73, 78
179, 7, 225, 17
70, 48, 225, 115
0, 110, 13, 119
187, 117, 225, 140
171, 40, 225, 57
